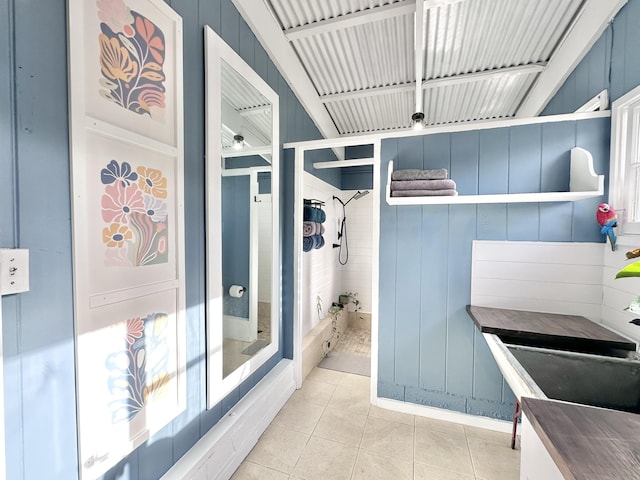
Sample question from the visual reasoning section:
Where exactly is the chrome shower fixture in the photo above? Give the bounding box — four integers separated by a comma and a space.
333, 190, 370, 207
332, 190, 370, 265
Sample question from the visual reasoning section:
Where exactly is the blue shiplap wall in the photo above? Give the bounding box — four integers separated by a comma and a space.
543, 0, 640, 115
0, 0, 323, 478
378, 117, 610, 419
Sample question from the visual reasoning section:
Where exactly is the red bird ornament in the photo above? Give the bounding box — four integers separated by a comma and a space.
596, 203, 617, 251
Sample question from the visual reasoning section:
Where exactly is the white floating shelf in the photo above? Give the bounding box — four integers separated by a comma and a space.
385, 147, 604, 206
313, 157, 375, 169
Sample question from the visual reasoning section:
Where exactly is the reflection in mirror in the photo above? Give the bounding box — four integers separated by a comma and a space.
205, 26, 279, 407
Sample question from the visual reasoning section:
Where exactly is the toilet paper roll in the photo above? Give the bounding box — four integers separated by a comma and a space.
229, 285, 245, 298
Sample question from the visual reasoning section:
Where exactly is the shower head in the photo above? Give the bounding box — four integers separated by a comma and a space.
343, 190, 370, 205
353, 190, 370, 200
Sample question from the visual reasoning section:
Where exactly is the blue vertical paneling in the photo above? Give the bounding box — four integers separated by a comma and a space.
622, 0, 640, 96
13, 0, 78, 477
472, 330, 503, 401
508, 125, 541, 193
450, 131, 479, 195
476, 204, 507, 240
396, 135, 423, 169
574, 118, 610, 243
380, 117, 609, 418
393, 135, 423, 386
0, 0, 330, 476
477, 129, 509, 240
445, 205, 476, 396
172, 0, 205, 466
539, 122, 575, 241
544, 0, 640, 114
423, 133, 450, 171
0, 2, 22, 477
394, 205, 422, 386
478, 129, 509, 195
378, 139, 398, 385
199, 0, 221, 33
254, 42, 268, 83
238, 19, 255, 66
507, 125, 541, 240
220, 0, 240, 51
610, 12, 627, 102
419, 205, 448, 391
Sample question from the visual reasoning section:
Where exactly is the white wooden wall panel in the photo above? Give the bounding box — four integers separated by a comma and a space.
601, 238, 640, 344
302, 173, 343, 336
339, 189, 373, 314
471, 241, 604, 321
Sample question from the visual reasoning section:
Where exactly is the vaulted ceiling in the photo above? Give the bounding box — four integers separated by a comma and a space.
233, 0, 626, 138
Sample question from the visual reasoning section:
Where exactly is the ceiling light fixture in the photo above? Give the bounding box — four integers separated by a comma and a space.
232, 134, 244, 150
411, 112, 425, 130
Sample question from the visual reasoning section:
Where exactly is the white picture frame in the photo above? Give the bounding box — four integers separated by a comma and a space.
67, 0, 185, 478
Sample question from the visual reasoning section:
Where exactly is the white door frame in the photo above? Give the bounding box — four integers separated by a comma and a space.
290, 140, 381, 404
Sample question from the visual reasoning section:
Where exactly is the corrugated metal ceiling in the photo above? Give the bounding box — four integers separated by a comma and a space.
264, 0, 586, 135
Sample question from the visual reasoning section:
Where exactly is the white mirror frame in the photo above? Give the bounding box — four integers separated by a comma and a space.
204, 26, 280, 408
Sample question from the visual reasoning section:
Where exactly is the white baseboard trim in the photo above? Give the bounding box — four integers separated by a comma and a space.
162, 359, 295, 480
376, 397, 512, 434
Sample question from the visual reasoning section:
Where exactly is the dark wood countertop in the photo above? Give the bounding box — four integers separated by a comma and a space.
521, 397, 640, 480
466, 305, 636, 351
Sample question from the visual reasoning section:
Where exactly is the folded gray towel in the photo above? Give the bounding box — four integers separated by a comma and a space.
391, 189, 458, 197
390, 179, 456, 191
391, 168, 448, 181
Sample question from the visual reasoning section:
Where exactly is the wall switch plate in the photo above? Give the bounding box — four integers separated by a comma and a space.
0, 249, 29, 295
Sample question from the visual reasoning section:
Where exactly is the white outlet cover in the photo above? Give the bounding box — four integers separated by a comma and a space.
0, 249, 29, 295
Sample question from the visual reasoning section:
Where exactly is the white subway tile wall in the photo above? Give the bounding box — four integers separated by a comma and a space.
302, 176, 375, 336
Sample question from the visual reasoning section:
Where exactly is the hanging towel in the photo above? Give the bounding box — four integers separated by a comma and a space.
390, 179, 456, 191
391, 189, 458, 197
317, 223, 325, 235
303, 236, 314, 252
311, 234, 324, 249
303, 221, 316, 237
303, 205, 315, 221
391, 168, 448, 181
303, 206, 326, 223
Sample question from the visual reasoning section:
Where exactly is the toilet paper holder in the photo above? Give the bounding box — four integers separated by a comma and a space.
229, 285, 246, 298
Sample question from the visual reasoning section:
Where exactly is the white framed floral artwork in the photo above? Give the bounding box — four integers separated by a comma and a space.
75, 289, 185, 479
83, 0, 180, 146
67, 0, 185, 478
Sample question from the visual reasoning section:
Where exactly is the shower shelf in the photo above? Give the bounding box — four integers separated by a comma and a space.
385, 147, 604, 206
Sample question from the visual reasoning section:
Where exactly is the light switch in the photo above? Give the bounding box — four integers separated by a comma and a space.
0, 249, 29, 295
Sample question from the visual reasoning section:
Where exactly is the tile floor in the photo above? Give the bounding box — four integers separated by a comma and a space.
231, 367, 520, 480
333, 325, 371, 357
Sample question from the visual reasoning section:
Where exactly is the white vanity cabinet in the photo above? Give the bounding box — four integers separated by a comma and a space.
520, 413, 564, 480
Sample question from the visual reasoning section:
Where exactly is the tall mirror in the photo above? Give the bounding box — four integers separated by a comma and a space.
205, 26, 280, 408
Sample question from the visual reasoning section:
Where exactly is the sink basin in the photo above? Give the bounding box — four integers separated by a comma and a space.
498, 333, 639, 358
507, 344, 640, 413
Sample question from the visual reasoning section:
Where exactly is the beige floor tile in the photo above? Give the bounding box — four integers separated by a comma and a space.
312, 406, 368, 446
464, 425, 513, 446
467, 437, 520, 480
339, 372, 371, 389
231, 461, 290, 480
306, 367, 346, 385
368, 405, 415, 426
292, 436, 358, 480
360, 416, 414, 461
291, 379, 337, 406
271, 399, 325, 434
328, 382, 371, 415
414, 463, 475, 480
414, 427, 474, 476
352, 449, 413, 480
415, 416, 466, 437
246, 425, 309, 474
